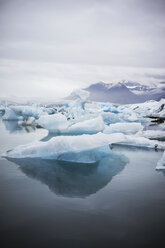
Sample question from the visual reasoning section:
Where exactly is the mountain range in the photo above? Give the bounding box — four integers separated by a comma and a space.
78, 81, 165, 104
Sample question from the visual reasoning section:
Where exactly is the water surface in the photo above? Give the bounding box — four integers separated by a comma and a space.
0, 119, 165, 248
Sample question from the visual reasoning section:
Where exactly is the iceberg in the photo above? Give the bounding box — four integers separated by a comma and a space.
101, 112, 122, 124
0, 104, 5, 114
4, 132, 165, 159
37, 114, 104, 134
66, 116, 105, 134
156, 151, 165, 170
104, 122, 143, 135
137, 130, 165, 140
37, 113, 69, 133
10, 105, 48, 119
65, 89, 90, 120
2, 104, 50, 121
2, 107, 23, 121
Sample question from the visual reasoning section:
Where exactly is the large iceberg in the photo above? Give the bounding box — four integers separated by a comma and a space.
4, 132, 165, 159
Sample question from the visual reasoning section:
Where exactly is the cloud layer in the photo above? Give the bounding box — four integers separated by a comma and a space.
0, 0, 165, 97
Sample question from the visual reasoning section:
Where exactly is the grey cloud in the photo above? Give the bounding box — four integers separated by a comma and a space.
0, 0, 165, 97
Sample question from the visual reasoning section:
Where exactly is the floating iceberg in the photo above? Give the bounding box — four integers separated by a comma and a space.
3, 133, 115, 159
2, 107, 23, 121
37, 113, 69, 133
66, 116, 104, 134
38, 114, 104, 134
65, 89, 90, 120
104, 122, 143, 135
100, 103, 119, 113
0, 104, 5, 114
137, 130, 165, 140
4, 132, 165, 159
156, 151, 165, 170
10, 105, 48, 119
101, 112, 122, 124
2, 104, 53, 121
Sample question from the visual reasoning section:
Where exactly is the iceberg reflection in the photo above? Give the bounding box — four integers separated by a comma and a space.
3, 120, 36, 133
7, 151, 128, 198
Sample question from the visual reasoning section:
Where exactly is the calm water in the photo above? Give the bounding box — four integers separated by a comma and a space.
0, 118, 165, 248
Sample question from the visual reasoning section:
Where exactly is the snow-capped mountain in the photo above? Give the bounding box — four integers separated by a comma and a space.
82, 81, 165, 104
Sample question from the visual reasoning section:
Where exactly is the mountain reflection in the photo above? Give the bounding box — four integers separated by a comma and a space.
7, 152, 128, 198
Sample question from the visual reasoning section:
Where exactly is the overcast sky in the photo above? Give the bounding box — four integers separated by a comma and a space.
0, 0, 165, 98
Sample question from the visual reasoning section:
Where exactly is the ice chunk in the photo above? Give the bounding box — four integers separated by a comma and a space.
37, 113, 69, 133
116, 135, 165, 149
67, 116, 105, 134
100, 103, 119, 113
2, 107, 23, 121
104, 122, 143, 134
66, 90, 90, 120
11, 105, 47, 119
38, 114, 104, 134
0, 104, 5, 113
101, 112, 122, 124
137, 130, 165, 140
156, 151, 165, 170
4, 132, 165, 159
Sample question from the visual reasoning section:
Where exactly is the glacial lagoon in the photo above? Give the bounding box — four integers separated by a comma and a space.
1, 119, 165, 248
